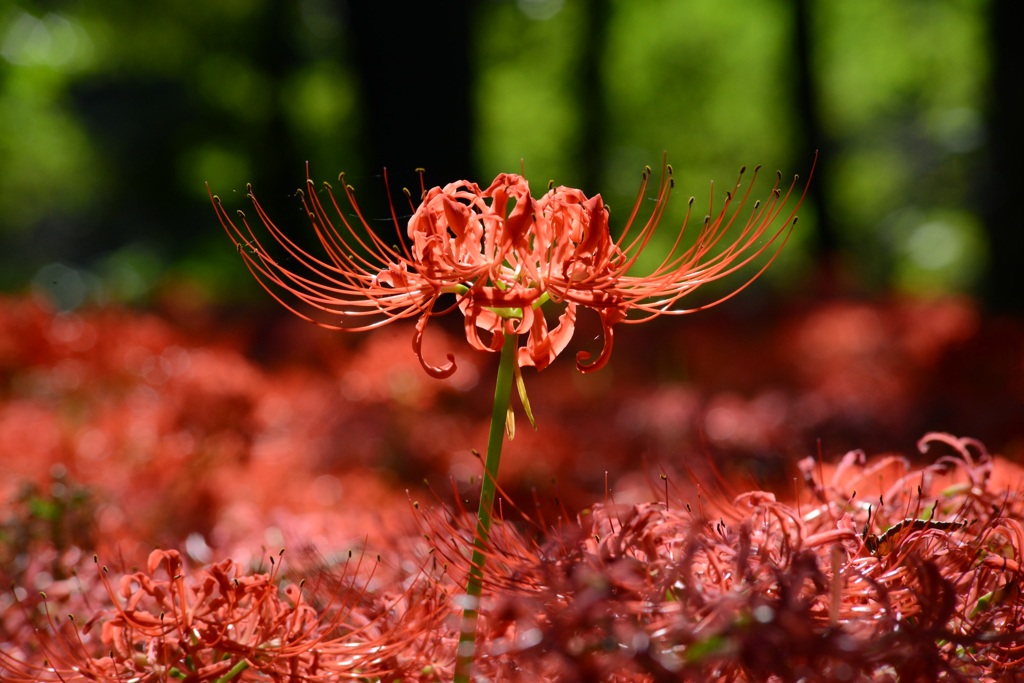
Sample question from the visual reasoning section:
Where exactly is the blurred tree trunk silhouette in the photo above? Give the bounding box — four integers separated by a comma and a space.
69, 1, 307, 258
578, 0, 610, 196
347, 1, 476, 203
792, 0, 838, 293
984, 0, 1023, 312
248, 0, 305, 219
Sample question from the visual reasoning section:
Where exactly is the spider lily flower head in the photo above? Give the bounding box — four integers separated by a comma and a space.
211, 159, 813, 379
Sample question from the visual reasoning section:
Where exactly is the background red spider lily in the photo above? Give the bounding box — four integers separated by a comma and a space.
2, 291, 1023, 680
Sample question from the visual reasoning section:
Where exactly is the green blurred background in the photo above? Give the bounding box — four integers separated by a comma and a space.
1, 0, 1018, 312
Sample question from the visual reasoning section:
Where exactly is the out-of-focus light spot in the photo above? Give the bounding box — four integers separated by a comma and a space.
98, 505, 125, 535
49, 312, 97, 352
893, 209, 987, 294
927, 107, 985, 154
705, 403, 741, 443
183, 145, 252, 201
386, 369, 419, 404
341, 370, 370, 402
97, 245, 164, 304
1, 12, 93, 69
76, 427, 109, 462
32, 263, 96, 311
185, 532, 213, 563
516, 0, 565, 21
906, 220, 963, 271
33, 571, 54, 592
162, 346, 192, 377
445, 361, 479, 392
311, 474, 342, 506
264, 526, 285, 550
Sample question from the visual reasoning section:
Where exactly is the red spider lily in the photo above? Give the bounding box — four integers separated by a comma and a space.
406, 433, 1024, 680
211, 159, 813, 379
1, 548, 450, 682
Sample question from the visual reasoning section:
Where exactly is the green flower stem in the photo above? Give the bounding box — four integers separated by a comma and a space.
454, 335, 517, 683
446, 283, 553, 320
213, 659, 249, 683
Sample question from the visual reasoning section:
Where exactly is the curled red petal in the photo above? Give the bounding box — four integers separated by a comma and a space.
575, 308, 616, 373
506, 304, 534, 336
461, 300, 505, 353
413, 312, 456, 379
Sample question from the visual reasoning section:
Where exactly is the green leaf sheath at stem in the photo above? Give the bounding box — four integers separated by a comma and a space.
454, 336, 517, 683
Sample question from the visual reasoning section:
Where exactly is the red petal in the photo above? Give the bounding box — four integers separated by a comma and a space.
576, 308, 617, 373
413, 312, 456, 379
442, 194, 472, 238
519, 303, 577, 371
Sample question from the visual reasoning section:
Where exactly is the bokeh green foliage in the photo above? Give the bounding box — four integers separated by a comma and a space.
0, 0, 991, 308
0, 0, 361, 302
816, 1, 989, 294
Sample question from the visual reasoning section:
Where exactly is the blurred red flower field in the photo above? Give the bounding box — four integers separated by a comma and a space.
2, 293, 1023, 680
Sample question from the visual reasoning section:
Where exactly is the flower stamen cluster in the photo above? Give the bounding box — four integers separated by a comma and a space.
212, 159, 812, 378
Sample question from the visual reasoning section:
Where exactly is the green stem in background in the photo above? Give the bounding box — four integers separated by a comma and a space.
214, 659, 249, 683
454, 336, 517, 683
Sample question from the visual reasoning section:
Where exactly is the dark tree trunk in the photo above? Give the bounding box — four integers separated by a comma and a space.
983, 0, 1024, 312
249, 0, 306, 217
578, 0, 610, 196
791, 0, 839, 292
347, 1, 476, 197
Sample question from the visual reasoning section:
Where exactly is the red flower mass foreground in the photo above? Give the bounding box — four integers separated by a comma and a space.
212, 162, 811, 378
2, 547, 451, 682
5, 432, 1024, 681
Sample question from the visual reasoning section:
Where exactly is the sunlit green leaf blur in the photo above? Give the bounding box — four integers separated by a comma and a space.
0, 0, 995, 310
